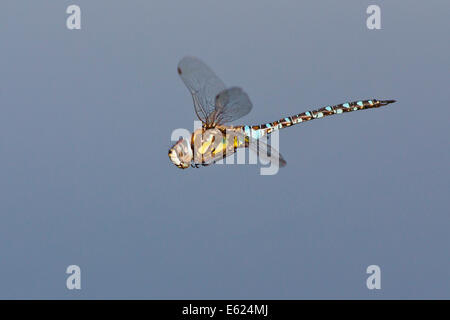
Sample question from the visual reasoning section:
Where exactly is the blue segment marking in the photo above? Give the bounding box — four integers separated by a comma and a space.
251, 129, 261, 139
244, 125, 250, 136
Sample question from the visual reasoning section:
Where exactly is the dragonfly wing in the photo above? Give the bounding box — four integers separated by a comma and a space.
247, 135, 287, 168
177, 56, 226, 125
212, 87, 253, 125
226, 130, 286, 167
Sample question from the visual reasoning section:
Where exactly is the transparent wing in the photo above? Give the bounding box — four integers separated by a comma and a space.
177, 56, 226, 125
211, 87, 253, 125
248, 136, 287, 168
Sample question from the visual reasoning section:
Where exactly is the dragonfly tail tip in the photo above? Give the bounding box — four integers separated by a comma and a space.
379, 99, 396, 106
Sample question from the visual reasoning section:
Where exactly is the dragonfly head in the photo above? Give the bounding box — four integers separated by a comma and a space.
168, 137, 193, 169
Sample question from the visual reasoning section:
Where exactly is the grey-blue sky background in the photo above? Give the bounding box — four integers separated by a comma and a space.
0, 1, 449, 299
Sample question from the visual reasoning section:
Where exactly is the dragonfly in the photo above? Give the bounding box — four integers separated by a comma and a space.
169, 56, 396, 169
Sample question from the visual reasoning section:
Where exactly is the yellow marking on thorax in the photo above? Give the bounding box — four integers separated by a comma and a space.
198, 139, 212, 154
235, 136, 247, 148
212, 137, 229, 155
198, 129, 245, 156
212, 142, 224, 155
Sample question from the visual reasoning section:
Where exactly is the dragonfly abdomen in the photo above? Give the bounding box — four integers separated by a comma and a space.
242, 99, 396, 138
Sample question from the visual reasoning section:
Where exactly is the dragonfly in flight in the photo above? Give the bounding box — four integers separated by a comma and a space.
169, 56, 395, 169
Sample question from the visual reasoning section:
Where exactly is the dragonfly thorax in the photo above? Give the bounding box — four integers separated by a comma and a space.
169, 127, 245, 169
192, 127, 245, 166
